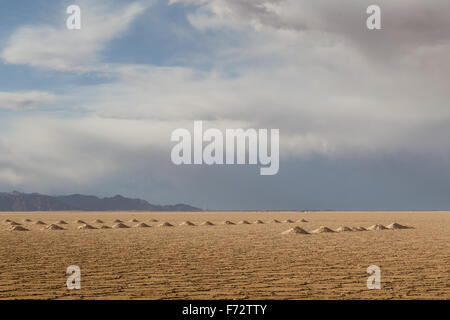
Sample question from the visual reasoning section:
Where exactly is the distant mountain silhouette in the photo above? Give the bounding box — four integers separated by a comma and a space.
0, 191, 201, 211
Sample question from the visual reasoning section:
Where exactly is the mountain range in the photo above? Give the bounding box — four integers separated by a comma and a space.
0, 191, 201, 211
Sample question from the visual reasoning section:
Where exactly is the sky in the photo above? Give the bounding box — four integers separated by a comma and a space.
0, 0, 450, 210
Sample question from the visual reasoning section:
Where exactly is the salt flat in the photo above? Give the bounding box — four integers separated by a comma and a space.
0, 211, 448, 299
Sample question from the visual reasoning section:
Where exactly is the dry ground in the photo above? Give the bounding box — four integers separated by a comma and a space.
0, 211, 449, 299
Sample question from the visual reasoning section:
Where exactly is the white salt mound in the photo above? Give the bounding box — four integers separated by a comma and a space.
158, 222, 174, 227
311, 226, 335, 233
386, 222, 411, 230
57, 220, 68, 225
93, 219, 104, 224
200, 221, 214, 226
281, 226, 310, 235
44, 224, 65, 230
238, 220, 251, 225
134, 222, 151, 228
34, 220, 46, 225
112, 223, 129, 229
8, 225, 29, 232
222, 221, 235, 225
180, 221, 196, 226
272, 219, 281, 223
129, 219, 139, 223
78, 224, 97, 230
368, 224, 387, 231
254, 220, 264, 224
113, 219, 123, 223
283, 219, 294, 223
75, 220, 86, 224
297, 218, 308, 223
335, 226, 353, 232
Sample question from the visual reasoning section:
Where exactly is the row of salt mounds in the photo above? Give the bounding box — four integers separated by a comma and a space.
72, 221, 412, 232
346, 223, 411, 231
269, 219, 301, 223
282, 225, 359, 235
223, 220, 266, 225
4, 218, 306, 228
75, 220, 219, 228
5, 219, 411, 233
219, 219, 282, 225
67, 219, 304, 227
282, 223, 413, 235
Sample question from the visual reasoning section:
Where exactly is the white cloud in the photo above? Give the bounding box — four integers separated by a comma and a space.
0, 115, 173, 188
0, 91, 55, 111
1, 0, 149, 72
